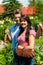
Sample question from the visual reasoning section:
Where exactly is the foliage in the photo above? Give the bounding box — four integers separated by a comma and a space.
35, 36, 43, 65
30, 15, 43, 32
0, 43, 13, 65
2, 0, 21, 18
29, 0, 43, 22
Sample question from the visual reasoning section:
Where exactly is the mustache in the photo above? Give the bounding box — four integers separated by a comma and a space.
16, 20, 19, 22
16, 20, 18, 21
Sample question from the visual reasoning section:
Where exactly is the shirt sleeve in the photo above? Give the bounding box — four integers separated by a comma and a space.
30, 30, 36, 37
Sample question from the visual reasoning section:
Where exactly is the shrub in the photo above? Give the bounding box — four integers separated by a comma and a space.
35, 36, 43, 65
0, 43, 13, 65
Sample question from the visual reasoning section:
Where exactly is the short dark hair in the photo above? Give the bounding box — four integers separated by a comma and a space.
14, 9, 21, 15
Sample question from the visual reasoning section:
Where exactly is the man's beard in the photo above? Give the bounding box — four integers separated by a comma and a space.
16, 20, 20, 23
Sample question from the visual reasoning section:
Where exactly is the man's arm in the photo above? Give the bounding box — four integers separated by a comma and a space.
4, 29, 11, 43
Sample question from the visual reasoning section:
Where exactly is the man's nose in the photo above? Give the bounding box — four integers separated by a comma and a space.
17, 18, 20, 20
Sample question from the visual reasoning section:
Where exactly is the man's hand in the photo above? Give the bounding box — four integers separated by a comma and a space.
4, 29, 11, 42
5, 29, 9, 35
18, 45, 24, 49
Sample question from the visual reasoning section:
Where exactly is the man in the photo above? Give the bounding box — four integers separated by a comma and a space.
4, 9, 21, 49
4, 9, 21, 65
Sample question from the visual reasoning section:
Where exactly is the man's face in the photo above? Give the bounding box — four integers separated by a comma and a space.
14, 14, 21, 24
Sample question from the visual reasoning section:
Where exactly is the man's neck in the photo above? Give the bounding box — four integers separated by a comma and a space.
16, 23, 20, 26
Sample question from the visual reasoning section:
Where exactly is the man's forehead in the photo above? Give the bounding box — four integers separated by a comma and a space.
15, 14, 21, 17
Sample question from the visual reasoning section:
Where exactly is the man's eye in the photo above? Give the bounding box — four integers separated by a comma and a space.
15, 17, 20, 18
